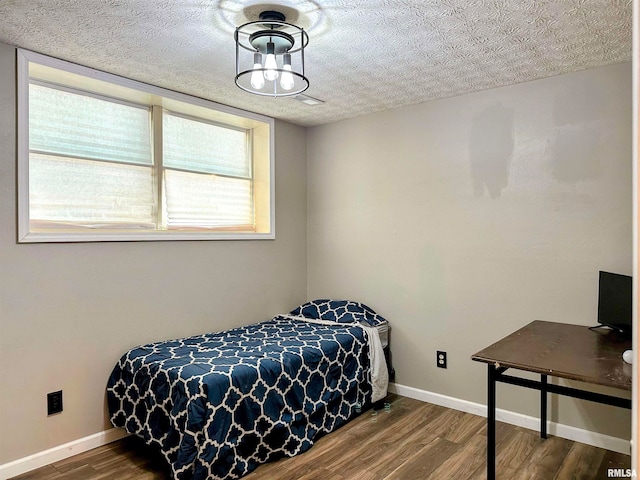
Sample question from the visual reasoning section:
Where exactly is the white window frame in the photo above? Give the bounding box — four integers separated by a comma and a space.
17, 49, 275, 243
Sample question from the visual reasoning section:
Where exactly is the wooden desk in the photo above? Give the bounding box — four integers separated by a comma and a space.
472, 320, 631, 480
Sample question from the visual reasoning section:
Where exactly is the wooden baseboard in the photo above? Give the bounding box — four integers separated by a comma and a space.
388, 382, 631, 455
0, 428, 129, 480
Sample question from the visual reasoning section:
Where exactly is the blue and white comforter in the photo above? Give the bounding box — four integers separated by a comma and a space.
107, 315, 375, 480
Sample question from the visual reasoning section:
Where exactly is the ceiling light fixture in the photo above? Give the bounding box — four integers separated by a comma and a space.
235, 10, 309, 97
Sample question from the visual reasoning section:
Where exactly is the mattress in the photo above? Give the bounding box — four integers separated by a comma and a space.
107, 315, 374, 480
106, 299, 390, 480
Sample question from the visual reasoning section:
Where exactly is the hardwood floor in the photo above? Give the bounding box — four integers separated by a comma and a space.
11, 395, 630, 480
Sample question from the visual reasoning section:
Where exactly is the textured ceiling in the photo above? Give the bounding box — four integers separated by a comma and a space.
0, 0, 632, 127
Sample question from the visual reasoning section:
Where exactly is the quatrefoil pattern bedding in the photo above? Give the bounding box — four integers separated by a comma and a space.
107, 314, 372, 480
290, 299, 388, 326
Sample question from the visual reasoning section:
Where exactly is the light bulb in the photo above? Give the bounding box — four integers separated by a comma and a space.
250, 53, 264, 89
280, 65, 294, 90
263, 42, 279, 81
280, 53, 294, 90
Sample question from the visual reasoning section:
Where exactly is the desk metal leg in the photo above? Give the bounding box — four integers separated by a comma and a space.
487, 364, 497, 480
541, 374, 548, 439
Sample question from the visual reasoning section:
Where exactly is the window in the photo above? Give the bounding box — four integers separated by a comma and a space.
17, 49, 274, 242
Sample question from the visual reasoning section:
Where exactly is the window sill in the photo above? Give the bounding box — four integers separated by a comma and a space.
18, 230, 276, 243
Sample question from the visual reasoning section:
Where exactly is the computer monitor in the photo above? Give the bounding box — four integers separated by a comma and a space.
597, 271, 632, 337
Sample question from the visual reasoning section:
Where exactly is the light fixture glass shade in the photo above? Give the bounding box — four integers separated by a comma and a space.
234, 11, 309, 97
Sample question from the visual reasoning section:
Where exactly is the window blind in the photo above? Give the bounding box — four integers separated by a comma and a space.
29, 84, 151, 165
29, 154, 155, 228
162, 112, 253, 229
163, 113, 249, 177
164, 171, 252, 229
28, 83, 154, 228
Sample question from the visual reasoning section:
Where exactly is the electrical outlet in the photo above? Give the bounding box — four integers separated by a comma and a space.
436, 351, 447, 369
47, 390, 63, 415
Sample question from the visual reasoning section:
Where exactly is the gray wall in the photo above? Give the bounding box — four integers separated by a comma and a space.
307, 63, 632, 439
0, 42, 308, 464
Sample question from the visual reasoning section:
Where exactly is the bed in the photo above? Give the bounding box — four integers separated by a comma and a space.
106, 299, 390, 480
